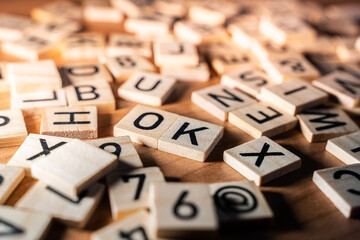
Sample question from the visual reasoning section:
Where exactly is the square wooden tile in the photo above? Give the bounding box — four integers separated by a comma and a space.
250, 37, 295, 63
107, 167, 165, 220
83, 0, 124, 23
113, 105, 179, 148
0, 164, 25, 204
224, 136, 301, 186
228, 16, 261, 50
31, 139, 117, 199
60, 62, 112, 83
0, 13, 32, 41
326, 131, 360, 165
297, 107, 359, 142
0, 109, 27, 147
188, 2, 237, 26
0, 62, 9, 93
209, 49, 253, 75
158, 116, 224, 162
313, 164, 360, 218
62, 33, 105, 60
105, 33, 152, 58
40, 106, 98, 139
336, 37, 360, 63
117, 72, 177, 106
30, 0, 81, 23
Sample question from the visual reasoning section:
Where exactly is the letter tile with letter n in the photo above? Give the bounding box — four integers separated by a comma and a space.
87, 136, 143, 170
224, 136, 301, 186
107, 167, 165, 220
209, 181, 273, 226
7, 134, 71, 176
105, 33, 152, 58
260, 78, 328, 115
66, 79, 115, 114
16, 181, 104, 228
228, 102, 298, 138
0, 109, 27, 147
191, 84, 256, 121
0, 206, 52, 239
118, 72, 177, 106
313, 164, 360, 218
296, 107, 359, 142
60, 62, 112, 83
158, 116, 224, 162
92, 210, 153, 240
149, 182, 218, 239
40, 106, 97, 139
326, 131, 360, 165
31, 139, 117, 199
114, 105, 179, 148
0, 164, 25, 204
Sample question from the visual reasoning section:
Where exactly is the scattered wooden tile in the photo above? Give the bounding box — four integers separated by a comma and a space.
31, 0, 82, 23
150, 182, 218, 239
191, 84, 256, 121
0, 109, 27, 147
62, 33, 105, 60
83, 0, 124, 23
250, 37, 295, 63
260, 78, 328, 115
326, 131, 360, 165
224, 136, 301, 186
114, 104, 179, 148
313, 164, 360, 218
313, 70, 360, 109
209, 49, 253, 75
158, 116, 224, 162
0, 164, 25, 204
153, 0, 187, 18
104, 55, 155, 83
16, 181, 104, 228
92, 210, 153, 240
31, 139, 117, 199
117, 72, 177, 106
229, 102, 298, 138
336, 37, 360, 63
0, 62, 9, 93
87, 136, 143, 170
228, 15, 261, 50
60, 62, 112, 83
111, 0, 151, 18
297, 107, 360, 142
0, 205, 52, 239
40, 106, 98, 139
124, 13, 173, 37
0, 13, 33, 42
292, 36, 337, 55
105, 33, 152, 58
209, 180, 273, 225
107, 167, 165, 220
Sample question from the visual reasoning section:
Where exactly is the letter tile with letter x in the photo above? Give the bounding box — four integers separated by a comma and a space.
224, 136, 301, 186
0, 109, 27, 147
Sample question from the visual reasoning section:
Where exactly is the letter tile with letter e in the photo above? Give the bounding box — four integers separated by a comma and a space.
150, 182, 218, 239
105, 33, 152, 58
224, 136, 301, 186
296, 107, 359, 142
60, 62, 112, 83
40, 106, 98, 139
158, 116, 224, 162
0, 164, 25, 204
117, 72, 177, 106
114, 105, 179, 148
0, 109, 27, 147
31, 139, 117, 199
107, 167, 165, 220
326, 131, 360, 165
313, 164, 360, 218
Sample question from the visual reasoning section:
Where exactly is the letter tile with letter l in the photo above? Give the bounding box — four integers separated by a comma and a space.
114, 105, 179, 148
0, 109, 27, 147
40, 106, 98, 139
313, 164, 360, 218
117, 72, 177, 106
0, 164, 25, 204
224, 136, 301, 186
158, 116, 224, 162
326, 131, 360, 165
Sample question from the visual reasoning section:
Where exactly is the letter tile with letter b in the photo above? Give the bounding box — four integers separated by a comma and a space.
224, 136, 301, 186
107, 167, 165, 220
118, 72, 177, 106
313, 164, 360, 218
114, 105, 179, 148
158, 116, 224, 162
150, 182, 218, 239
326, 131, 360, 165
0, 109, 27, 147
0, 164, 25, 204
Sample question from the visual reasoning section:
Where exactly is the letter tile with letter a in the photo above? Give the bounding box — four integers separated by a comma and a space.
117, 72, 177, 106
228, 102, 298, 138
0, 109, 27, 147
313, 164, 360, 218
297, 107, 359, 142
114, 105, 179, 148
0, 164, 25, 204
150, 182, 218, 239
40, 106, 98, 139
0, 205, 52, 239
326, 131, 360, 165
31, 139, 117, 199
224, 136, 301, 186
60, 62, 112, 83
107, 167, 165, 220
158, 116, 224, 162
209, 181, 273, 226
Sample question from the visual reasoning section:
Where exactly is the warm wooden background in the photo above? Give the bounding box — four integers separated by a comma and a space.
1, 0, 360, 239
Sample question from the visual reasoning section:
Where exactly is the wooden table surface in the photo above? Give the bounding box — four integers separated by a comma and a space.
1, 1, 360, 239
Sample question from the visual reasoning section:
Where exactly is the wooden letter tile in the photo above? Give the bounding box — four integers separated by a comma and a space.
107, 167, 165, 220
0, 13, 33, 42
313, 164, 360, 218
0, 109, 27, 147
158, 116, 224, 162
83, 0, 124, 23
326, 131, 360, 165
0, 62, 9, 93
209, 50, 253, 75
114, 105, 179, 148
105, 33, 152, 58
62, 33, 105, 60
224, 136, 301, 186
0, 164, 25, 204
60, 62, 112, 83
